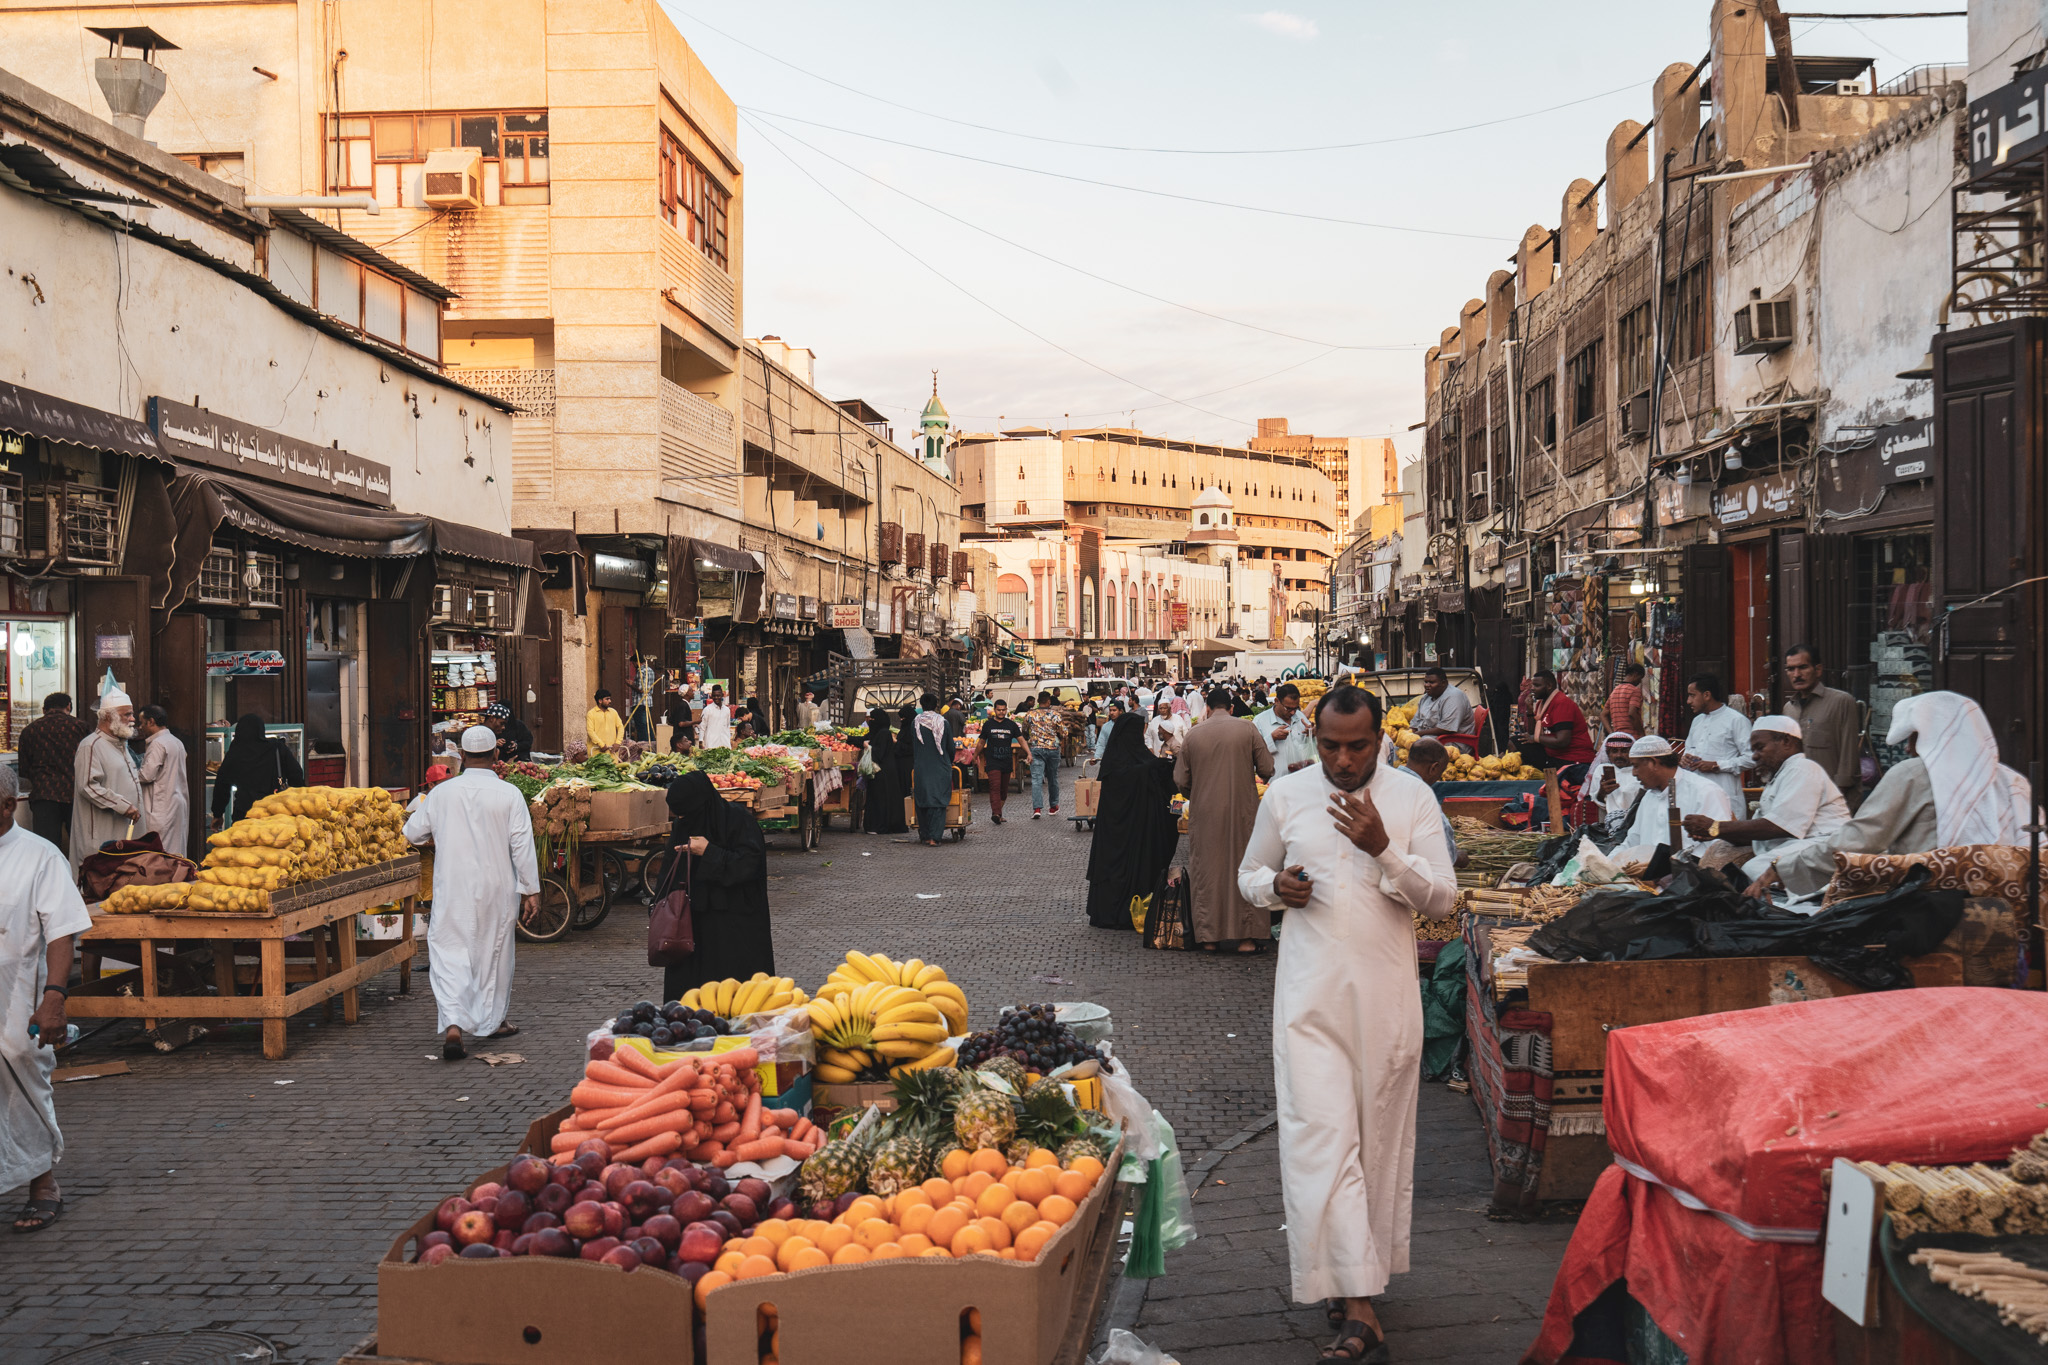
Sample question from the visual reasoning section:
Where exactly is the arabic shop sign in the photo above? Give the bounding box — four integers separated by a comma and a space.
149, 397, 393, 507
1970, 73, 2048, 181
1711, 471, 1802, 527
1870, 416, 1935, 483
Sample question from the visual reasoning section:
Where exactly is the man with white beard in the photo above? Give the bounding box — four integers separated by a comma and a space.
69, 688, 146, 877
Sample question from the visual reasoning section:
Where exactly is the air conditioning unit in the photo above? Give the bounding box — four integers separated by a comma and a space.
1833, 77, 1871, 95
1468, 471, 1488, 498
421, 148, 484, 209
1620, 391, 1652, 437
1733, 291, 1795, 354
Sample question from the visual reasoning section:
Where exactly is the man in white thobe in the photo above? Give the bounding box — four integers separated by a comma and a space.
1253, 683, 1317, 774
698, 687, 734, 749
136, 705, 190, 860
403, 726, 540, 1060
1682, 716, 1849, 884
0, 765, 94, 1231
1617, 735, 1732, 855
1590, 732, 1641, 832
1238, 689, 1455, 1358
69, 688, 146, 877
1680, 674, 1752, 810
1145, 701, 1187, 758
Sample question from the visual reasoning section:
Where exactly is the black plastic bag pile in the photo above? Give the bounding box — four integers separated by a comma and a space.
1526, 863, 1964, 992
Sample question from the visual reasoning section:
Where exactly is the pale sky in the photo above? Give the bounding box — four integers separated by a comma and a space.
658, 2, 1968, 457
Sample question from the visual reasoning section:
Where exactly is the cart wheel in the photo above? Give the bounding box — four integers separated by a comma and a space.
797, 791, 820, 852
639, 846, 675, 903
517, 878, 575, 943
600, 849, 632, 900
570, 850, 615, 931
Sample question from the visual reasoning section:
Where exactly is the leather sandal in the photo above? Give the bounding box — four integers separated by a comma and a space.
1321, 1319, 1384, 1361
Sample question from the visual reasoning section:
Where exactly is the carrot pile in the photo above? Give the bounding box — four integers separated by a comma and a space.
549, 1042, 826, 1168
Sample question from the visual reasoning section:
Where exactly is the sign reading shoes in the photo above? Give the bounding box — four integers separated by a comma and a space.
149, 397, 393, 507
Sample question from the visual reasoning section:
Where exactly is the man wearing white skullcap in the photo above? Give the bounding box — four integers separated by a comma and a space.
68, 687, 145, 878
1756, 691, 2031, 899
1682, 714, 1847, 884
403, 724, 539, 1059
1613, 735, 1732, 854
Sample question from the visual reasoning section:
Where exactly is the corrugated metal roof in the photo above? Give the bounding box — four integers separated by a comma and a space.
269, 207, 459, 300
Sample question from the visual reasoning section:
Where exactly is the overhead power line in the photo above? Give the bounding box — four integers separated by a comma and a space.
755, 117, 1425, 352
747, 108, 1515, 243
743, 114, 1271, 431
671, 7, 1644, 156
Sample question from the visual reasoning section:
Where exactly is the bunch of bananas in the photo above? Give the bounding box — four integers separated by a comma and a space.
809, 951, 969, 1082
676, 974, 809, 1018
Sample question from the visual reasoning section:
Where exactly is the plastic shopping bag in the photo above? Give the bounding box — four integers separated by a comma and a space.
1123, 1110, 1196, 1278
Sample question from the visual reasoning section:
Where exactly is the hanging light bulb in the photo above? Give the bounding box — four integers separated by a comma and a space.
1672, 461, 1693, 486
11, 628, 34, 657
1724, 445, 1744, 471
242, 550, 263, 592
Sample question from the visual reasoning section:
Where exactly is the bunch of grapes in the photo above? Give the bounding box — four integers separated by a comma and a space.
610, 999, 730, 1047
641, 763, 680, 787
957, 1003, 1102, 1073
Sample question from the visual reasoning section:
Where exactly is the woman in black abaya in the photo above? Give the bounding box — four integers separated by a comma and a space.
658, 772, 774, 1002
1084, 711, 1181, 929
860, 705, 908, 834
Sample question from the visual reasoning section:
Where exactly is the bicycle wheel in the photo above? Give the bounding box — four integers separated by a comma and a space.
516, 877, 575, 943
570, 850, 615, 931
639, 845, 675, 903
600, 849, 632, 900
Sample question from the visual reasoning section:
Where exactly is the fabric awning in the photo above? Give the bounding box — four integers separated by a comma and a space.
516, 529, 587, 615
0, 379, 167, 465
688, 538, 763, 574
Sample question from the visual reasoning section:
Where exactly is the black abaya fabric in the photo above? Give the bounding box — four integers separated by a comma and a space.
910, 711, 953, 810
1084, 712, 1180, 929
892, 704, 918, 798
861, 706, 908, 834
659, 772, 775, 1000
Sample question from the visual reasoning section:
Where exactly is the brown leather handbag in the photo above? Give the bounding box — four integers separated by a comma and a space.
79, 831, 198, 903
645, 846, 695, 966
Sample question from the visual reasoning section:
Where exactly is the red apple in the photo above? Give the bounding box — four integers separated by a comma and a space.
506, 1156, 550, 1195
576, 1182, 607, 1204
420, 1242, 456, 1265
452, 1209, 497, 1246
530, 1227, 573, 1258
769, 1200, 797, 1221
470, 1181, 504, 1204
492, 1230, 516, 1252
720, 1193, 758, 1226
641, 1213, 683, 1249
434, 1196, 470, 1233
563, 1202, 607, 1241
676, 1259, 710, 1286
575, 1137, 614, 1164
677, 1222, 724, 1265
492, 1190, 531, 1227
602, 1164, 639, 1200
628, 1236, 665, 1265
707, 1210, 742, 1239
579, 1236, 622, 1261
511, 1233, 535, 1256
699, 1172, 731, 1201
623, 1181, 663, 1218
600, 1202, 628, 1238
535, 1184, 572, 1216
548, 1163, 580, 1187
521, 1211, 559, 1234
652, 1167, 690, 1199
602, 1245, 643, 1271
421, 1230, 454, 1252
670, 1190, 716, 1225
641, 1156, 667, 1176
588, 1036, 615, 1062
734, 1177, 771, 1209
457, 1242, 499, 1259
622, 1225, 643, 1243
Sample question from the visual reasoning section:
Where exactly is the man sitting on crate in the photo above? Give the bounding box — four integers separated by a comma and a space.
403, 727, 541, 1060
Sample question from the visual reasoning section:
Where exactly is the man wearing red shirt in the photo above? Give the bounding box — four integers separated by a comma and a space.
1528, 670, 1595, 768
1605, 664, 1647, 737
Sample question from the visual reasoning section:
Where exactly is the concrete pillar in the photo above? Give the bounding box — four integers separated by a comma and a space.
1425, 346, 1442, 394
1654, 61, 1703, 174
1561, 179, 1599, 269
1712, 0, 1775, 165
1516, 224, 1554, 301
1487, 271, 1514, 343
1605, 120, 1649, 218
1460, 300, 1486, 363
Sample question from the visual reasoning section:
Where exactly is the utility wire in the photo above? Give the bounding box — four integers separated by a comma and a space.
671, 6, 1643, 156
743, 114, 1275, 431
746, 107, 1516, 242
756, 117, 1423, 351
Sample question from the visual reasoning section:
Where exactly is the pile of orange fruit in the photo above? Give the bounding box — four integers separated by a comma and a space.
695, 1146, 1107, 1306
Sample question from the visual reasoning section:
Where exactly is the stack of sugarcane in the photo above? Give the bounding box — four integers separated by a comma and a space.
1450, 816, 1551, 888
1848, 1158, 2048, 1238
1910, 1247, 2048, 1342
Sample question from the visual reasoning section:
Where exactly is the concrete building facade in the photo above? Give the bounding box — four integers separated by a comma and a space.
1249, 418, 1398, 554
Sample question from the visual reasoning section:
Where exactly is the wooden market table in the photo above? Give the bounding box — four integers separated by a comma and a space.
71, 856, 423, 1060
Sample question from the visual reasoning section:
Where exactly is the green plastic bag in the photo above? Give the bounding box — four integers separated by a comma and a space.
1123, 1110, 1195, 1278
1420, 937, 1467, 1080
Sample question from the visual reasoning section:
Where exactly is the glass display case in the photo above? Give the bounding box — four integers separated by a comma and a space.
202, 722, 305, 822
431, 632, 500, 732
0, 616, 73, 753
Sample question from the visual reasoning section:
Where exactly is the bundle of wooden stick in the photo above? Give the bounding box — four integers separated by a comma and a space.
1458, 885, 1580, 923
1412, 911, 1462, 942
1909, 1247, 2048, 1343
1849, 1159, 2048, 1238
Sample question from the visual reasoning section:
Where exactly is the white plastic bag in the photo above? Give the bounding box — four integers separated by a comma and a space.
1096, 1054, 1163, 1163
1089, 1328, 1179, 1365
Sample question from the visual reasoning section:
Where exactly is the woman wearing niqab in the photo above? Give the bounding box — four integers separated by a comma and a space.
657, 772, 774, 1002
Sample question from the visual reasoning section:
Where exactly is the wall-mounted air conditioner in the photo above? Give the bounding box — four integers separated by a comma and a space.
421, 148, 484, 209
1619, 392, 1652, 437
1733, 290, 1795, 355
1468, 472, 1488, 498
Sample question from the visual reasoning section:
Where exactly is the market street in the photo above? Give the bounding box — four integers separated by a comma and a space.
0, 789, 1568, 1365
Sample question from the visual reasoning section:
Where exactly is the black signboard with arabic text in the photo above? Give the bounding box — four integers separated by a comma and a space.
1970, 74, 2048, 182
149, 397, 393, 507
1869, 416, 1935, 484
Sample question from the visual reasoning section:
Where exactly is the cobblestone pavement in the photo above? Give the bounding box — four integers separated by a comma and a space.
0, 783, 1572, 1364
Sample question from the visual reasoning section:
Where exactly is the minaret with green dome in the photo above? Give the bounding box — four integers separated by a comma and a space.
918, 371, 951, 475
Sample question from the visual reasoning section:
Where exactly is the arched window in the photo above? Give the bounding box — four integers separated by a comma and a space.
1111, 469, 1118, 482
1104, 589, 1117, 634
1081, 579, 1097, 637
1198, 512, 1211, 526
995, 573, 1030, 628
1127, 591, 1138, 637
1146, 585, 1158, 637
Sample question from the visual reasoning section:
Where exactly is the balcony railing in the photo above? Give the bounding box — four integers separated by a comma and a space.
661, 378, 740, 493
452, 366, 556, 417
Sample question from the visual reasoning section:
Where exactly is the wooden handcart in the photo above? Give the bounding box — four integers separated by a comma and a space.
529, 820, 673, 943
71, 856, 423, 1061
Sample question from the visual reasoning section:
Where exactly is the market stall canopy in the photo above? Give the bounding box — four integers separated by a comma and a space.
687, 538, 763, 574
515, 528, 586, 616
667, 536, 765, 623
0, 378, 167, 465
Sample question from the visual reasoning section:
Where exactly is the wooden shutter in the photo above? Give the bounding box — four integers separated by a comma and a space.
599, 604, 630, 700
150, 610, 207, 859
1682, 542, 1730, 692
365, 599, 419, 791
1934, 319, 2046, 766
75, 575, 153, 710
1775, 530, 1807, 682
1808, 533, 1853, 692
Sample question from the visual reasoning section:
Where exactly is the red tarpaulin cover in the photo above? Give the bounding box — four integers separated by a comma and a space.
1525, 987, 2048, 1365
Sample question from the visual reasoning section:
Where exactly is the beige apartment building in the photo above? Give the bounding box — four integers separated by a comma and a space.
1, 0, 960, 739
953, 425, 1336, 628
1248, 418, 1399, 553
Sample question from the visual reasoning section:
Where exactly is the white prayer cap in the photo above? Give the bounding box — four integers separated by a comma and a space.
460, 725, 498, 754
1629, 735, 1676, 759
1601, 730, 1635, 751
97, 688, 133, 711
1752, 715, 1802, 738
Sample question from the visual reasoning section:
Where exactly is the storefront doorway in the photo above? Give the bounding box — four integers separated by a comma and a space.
1849, 532, 1933, 773
1729, 541, 1771, 708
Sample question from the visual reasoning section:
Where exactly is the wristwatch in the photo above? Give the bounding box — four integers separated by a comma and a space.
1708, 821, 1722, 839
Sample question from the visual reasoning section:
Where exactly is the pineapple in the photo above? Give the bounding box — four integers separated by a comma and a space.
891, 1067, 963, 1132
795, 1139, 867, 1207
976, 1057, 1028, 1093
1015, 1084, 1082, 1154
953, 1088, 1017, 1151
1058, 1136, 1103, 1167
1022, 1077, 1067, 1106
865, 1133, 930, 1195
1004, 1138, 1034, 1166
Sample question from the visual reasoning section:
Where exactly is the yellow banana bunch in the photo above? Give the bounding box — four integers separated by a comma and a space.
677, 974, 809, 1018
889, 1045, 958, 1078
811, 952, 970, 1067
